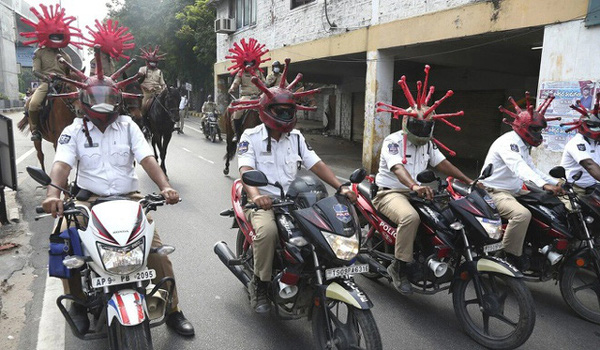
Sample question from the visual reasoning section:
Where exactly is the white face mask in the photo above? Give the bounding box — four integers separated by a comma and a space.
91, 103, 115, 113
273, 67, 280, 73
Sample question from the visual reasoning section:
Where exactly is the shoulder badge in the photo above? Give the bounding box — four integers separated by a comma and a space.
238, 141, 249, 155
577, 144, 586, 151
305, 139, 314, 151
510, 144, 519, 152
388, 142, 400, 155
58, 134, 71, 145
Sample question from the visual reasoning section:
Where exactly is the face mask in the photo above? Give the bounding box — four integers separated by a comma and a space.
91, 103, 115, 113
273, 67, 280, 73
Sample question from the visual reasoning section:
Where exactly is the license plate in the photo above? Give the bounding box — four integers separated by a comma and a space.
325, 264, 369, 280
92, 269, 156, 288
483, 242, 504, 253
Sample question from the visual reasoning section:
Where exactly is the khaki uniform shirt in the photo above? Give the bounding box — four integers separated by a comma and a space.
90, 53, 115, 76
266, 72, 288, 88
202, 101, 218, 114
33, 47, 72, 76
231, 71, 264, 97
138, 66, 166, 94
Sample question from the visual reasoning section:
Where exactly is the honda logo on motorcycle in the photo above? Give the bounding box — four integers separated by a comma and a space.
333, 204, 351, 223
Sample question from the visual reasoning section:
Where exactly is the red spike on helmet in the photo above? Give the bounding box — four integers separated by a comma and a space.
225, 38, 271, 77
83, 19, 135, 60
500, 92, 556, 147
565, 92, 600, 141
376, 64, 462, 163
20, 3, 84, 49
138, 45, 166, 67
228, 58, 319, 133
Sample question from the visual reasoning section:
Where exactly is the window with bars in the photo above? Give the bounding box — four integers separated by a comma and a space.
231, 0, 257, 29
291, 0, 316, 10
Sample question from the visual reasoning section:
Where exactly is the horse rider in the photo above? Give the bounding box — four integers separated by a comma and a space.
19, 3, 83, 141
228, 61, 266, 143
84, 19, 135, 78
137, 45, 167, 116
266, 61, 288, 88
41, 48, 195, 336
481, 93, 565, 271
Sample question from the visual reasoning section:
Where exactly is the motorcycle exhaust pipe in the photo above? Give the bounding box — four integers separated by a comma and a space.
540, 245, 563, 265
213, 241, 251, 287
427, 258, 448, 278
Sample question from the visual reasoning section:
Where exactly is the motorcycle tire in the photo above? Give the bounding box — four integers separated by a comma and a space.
110, 320, 153, 350
559, 262, 600, 324
452, 272, 535, 350
211, 130, 216, 143
312, 300, 382, 350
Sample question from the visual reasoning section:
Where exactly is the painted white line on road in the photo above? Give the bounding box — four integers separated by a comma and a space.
186, 125, 202, 134
182, 147, 192, 153
16, 147, 36, 165
197, 155, 215, 164
36, 273, 65, 350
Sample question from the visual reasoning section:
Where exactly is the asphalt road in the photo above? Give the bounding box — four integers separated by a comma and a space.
8, 112, 600, 350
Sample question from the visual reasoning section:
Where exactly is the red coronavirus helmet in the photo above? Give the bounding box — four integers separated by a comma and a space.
228, 58, 319, 133
499, 92, 559, 147
20, 3, 84, 49
376, 65, 464, 164
562, 93, 600, 141
48, 46, 142, 130
83, 19, 135, 59
138, 45, 166, 69
225, 38, 270, 77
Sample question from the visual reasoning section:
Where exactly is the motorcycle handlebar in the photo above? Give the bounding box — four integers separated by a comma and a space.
244, 199, 295, 210
36, 206, 45, 214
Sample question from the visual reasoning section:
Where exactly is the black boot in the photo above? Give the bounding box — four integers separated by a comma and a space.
387, 259, 412, 295
505, 252, 530, 272
68, 303, 90, 335
232, 118, 243, 143
166, 310, 195, 336
249, 276, 271, 314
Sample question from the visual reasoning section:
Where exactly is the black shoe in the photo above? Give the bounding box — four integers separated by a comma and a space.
387, 259, 412, 295
505, 253, 530, 272
166, 310, 195, 336
68, 303, 90, 335
249, 276, 271, 314
30, 130, 42, 141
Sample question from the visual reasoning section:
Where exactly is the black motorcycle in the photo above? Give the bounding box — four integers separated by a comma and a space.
216, 169, 382, 350
202, 112, 222, 142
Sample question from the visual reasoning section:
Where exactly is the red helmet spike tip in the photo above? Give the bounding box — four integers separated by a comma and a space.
111, 58, 136, 81
287, 73, 303, 91
115, 72, 142, 89
433, 138, 456, 156
498, 106, 519, 120
398, 76, 417, 107
437, 117, 461, 131
424, 86, 435, 105
93, 46, 104, 80
279, 58, 291, 88
423, 90, 453, 117
420, 65, 431, 105
538, 94, 555, 116
525, 91, 531, 111
57, 57, 86, 81
121, 92, 142, 100
250, 76, 273, 98
576, 100, 589, 115
416, 81, 422, 109
293, 89, 320, 99
545, 117, 561, 122
47, 91, 79, 99
296, 105, 318, 111
433, 111, 464, 119
402, 133, 408, 164
508, 97, 522, 113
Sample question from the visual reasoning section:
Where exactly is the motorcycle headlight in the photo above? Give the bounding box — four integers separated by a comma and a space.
322, 231, 359, 261
475, 217, 503, 240
97, 238, 145, 275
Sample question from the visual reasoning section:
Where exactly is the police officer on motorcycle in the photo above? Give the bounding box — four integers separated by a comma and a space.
41, 62, 195, 336
481, 93, 565, 271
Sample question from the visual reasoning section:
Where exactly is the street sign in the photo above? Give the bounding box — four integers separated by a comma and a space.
185, 83, 192, 91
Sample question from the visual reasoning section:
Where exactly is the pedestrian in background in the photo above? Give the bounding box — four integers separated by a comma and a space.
177, 92, 188, 135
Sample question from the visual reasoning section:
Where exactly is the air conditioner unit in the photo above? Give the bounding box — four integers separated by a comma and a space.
214, 18, 236, 34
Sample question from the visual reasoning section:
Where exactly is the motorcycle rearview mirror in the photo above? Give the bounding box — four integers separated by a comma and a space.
349, 168, 367, 184
242, 170, 269, 187
572, 170, 583, 181
416, 170, 437, 184
480, 163, 493, 179
26, 166, 51, 186
549, 166, 566, 179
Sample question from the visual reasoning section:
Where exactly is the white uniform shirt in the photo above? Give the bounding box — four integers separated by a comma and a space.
237, 124, 321, 196
375, 130, 446, 189
481, 130, 558, 193
561, 133, 600, 188
179, 96, 187, 110
54, 116, 154, 196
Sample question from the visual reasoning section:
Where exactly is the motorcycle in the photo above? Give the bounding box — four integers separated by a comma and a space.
202, 111, 222, 142
353, 165, 535, 350
216, 169, 382, 350
27, 166, 176, 350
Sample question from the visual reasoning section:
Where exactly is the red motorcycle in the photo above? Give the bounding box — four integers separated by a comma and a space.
352, 167, 535, 350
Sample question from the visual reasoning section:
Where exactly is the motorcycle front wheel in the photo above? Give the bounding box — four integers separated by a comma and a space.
211, 129, 217, 142
452, 272, 535, 350
312, 300, 382, 350
110, 320, 153, 350
559, 259, 600, 324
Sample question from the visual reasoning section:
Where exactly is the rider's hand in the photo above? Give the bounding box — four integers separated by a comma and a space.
251, 194, 273, 210
42, 196, 63, 218
339, 186, 357, 203
160, 187, 180, 205
412, 185, 434, 200
543, 184, 566, 196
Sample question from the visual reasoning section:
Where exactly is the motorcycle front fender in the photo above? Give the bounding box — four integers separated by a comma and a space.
107, 289, 147, 327
562, 246, 600, 268
324, 280, 373, 310
476, 256, 523, 278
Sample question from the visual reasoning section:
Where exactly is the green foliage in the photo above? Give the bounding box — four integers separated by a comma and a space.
0, 93, 9, 101
18, 67, 36, 94
107, 0, 216, 100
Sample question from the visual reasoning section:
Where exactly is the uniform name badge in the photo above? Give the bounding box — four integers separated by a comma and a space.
84, 142, 99, 148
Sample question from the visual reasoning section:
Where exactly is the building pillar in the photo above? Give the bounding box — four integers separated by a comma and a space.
362, 50, 394, 174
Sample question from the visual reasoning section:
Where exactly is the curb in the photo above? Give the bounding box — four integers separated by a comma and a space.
0, 107, 24, 114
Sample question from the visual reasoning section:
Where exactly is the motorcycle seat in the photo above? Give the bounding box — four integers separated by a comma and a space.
518, 192, 563, 207
92, 196, 130, 206
358, 182, 373, 202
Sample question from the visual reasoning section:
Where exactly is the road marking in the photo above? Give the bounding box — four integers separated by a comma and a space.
36, 273, 65, 350
186, 125, 202, 134
197, 155, 214, 164
16, 147, 35, 165
182, 147, 192, 153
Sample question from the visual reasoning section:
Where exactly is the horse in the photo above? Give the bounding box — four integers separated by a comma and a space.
16, 81, 79, 172
223, 107, 262, 175
119, 72, 147, 138
146, 86, 180, 176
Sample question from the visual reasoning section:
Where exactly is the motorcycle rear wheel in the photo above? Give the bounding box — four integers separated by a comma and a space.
110, 320, 153, 350
452, 272, 535, 350
560, 261, 600, 324
312, 300, 382, 350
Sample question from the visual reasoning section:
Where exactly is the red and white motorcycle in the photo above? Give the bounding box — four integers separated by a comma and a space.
28, 166, 175, 350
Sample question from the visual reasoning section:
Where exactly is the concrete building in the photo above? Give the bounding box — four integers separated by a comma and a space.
211, 0, 600, 173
